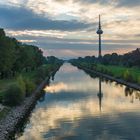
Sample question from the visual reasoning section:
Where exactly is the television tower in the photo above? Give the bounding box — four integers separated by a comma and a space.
96, 15, 103, 58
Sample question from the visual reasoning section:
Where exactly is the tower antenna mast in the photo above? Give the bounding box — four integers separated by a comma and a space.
96, 15, 103, 58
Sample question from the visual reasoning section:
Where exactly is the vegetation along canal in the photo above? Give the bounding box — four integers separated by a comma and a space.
15, 63, 140, 140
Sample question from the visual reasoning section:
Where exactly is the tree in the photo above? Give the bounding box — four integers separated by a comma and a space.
0, 35, 16, 78
0, 28, 46, 79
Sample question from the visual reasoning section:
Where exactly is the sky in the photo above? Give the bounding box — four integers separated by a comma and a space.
0, 0, 140, 59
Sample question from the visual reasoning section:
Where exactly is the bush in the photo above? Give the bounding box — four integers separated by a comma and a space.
36, 67, 46, 79
16, 75, 26, 95
3, 75, 36, 105
123, 70, 133, 82
138, 77, 140, 85
0, 92, 4, 103
35, 66, 49, 84
4, 84, 25, 106
24, 78, 36, 97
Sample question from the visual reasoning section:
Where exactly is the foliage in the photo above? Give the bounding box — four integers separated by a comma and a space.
70, 48, 140, 68
0, 107, 10, 120
101, 49, 140, 67
71, 58, 140, 84
24, 78, 36, 97
0, 28, 63, 106
16, 75, 26, 96
137, 77, 140, 85
35, 57, 63, 84
4, 84, 25, 106
123, 70, 133, 82
0, 28, 46, 79
94, 65, 139, 84
3, 75, 36, 105
0, 57, 63, 105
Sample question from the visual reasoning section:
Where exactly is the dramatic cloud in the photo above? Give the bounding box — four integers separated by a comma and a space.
0, 0, 140, 58
0, 6, 92, 31
74, 0, 140, 7
116, 0, 140, 7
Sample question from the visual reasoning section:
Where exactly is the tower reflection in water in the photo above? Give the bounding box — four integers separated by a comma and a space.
97, 77, 103, 112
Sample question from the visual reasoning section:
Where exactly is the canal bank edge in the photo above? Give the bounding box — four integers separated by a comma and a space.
0, 66, 61, 140
72, 63, 140, 91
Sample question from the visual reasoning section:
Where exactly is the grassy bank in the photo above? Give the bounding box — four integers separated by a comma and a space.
0, 70, 36, 103
0, 62, 63, 119
0, 63, 62, 103
94, 64, 140, 84
71, 61, 140, 85
0, 79, 16, 101
0, 69, 36, 92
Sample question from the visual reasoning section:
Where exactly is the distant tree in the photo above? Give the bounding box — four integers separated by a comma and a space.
71, 48, 140, 68
0, 28, 46, 79
0, 35, 16, 78
122, 48, 140, 67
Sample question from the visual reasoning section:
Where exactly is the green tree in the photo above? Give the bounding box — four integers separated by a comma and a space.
0, 34, 16, 78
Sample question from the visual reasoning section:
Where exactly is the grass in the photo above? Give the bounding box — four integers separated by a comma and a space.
21, 70, 36, 82
0, 78, 16, 102
0, 78, 16, 92
0, 67, 44, 119
94, 64, 140, 84
0, 62, 63, 120
0, 70, 36, 103
0, 63, 61, 101
74, 61, 140, 84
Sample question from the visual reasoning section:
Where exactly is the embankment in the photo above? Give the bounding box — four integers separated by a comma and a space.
0, 67, 60, 140
72, 63, 140, 91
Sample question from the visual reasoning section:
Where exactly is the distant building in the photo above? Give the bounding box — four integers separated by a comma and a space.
96, 15, 103, 58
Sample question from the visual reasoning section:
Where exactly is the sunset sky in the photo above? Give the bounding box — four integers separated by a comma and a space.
0, 0, 140, 59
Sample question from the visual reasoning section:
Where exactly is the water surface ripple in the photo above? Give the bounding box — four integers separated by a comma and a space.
16, 63, 140, 140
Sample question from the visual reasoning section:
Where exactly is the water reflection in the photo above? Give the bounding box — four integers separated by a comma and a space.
124, 87, 140, 103
16, 63, 140, 140
97, 77, 103, 112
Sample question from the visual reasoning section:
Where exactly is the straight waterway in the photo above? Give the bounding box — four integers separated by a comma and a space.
16, 63, 140, 140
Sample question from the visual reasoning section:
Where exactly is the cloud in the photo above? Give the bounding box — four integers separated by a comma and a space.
6, 30, 68, 39
19, 39, 37, 43
116, 0, 140, 7
74, 0, 140, 7
0, 0, 140, 58
6, 28, 140, 59
0, 6, 92, 31
74, 0, 116, 5
41, 39, 139, 59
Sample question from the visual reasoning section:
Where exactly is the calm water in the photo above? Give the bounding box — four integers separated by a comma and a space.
16, 63, 140, 140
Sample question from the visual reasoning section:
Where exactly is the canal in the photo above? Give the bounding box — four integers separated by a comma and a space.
16, 63, 140, 140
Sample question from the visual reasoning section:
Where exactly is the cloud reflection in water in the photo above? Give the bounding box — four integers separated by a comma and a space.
17, 63, 140, 140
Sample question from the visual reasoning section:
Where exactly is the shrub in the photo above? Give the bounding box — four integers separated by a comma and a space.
36, 67, 46, 79
4, 84, 25, 106
35, 66, 49, 84
16, 75, 26, 95
0, 92, 4, 103
3, 75, 27, 106
35, 77, 42, 85
24, 78, 36, 97
123, 70, 133, 82
138, 77, 140, 85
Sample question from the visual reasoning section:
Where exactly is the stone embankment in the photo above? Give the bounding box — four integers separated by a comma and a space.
0, 69, 59, 140
76, 64, 140, 91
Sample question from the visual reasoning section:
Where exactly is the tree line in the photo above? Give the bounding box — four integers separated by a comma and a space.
101, 49, 140, 67
0, 28, 46, 79
71, 48, 140, 67
0, 28, 63, 106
